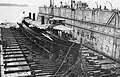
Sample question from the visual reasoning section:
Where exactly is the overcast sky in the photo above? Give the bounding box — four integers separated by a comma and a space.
0, 0, 120, 9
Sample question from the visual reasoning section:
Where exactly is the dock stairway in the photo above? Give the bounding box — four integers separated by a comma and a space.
1, 28, 63, 77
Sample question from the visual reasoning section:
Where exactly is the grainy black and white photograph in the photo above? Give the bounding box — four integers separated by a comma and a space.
0, 0, 120, 77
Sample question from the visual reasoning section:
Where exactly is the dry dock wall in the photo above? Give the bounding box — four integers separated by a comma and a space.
38, 7, 120, 59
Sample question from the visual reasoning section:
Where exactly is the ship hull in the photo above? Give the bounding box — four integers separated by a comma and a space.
18, 20, 80, 66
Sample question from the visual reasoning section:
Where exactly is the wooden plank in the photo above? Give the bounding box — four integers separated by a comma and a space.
3, 48, 21, 49
0, 45, 5, 77
83, 44, 120, 64
3, 56, 25, 59
4, 60, 27, 63
3, 49, 27, 52
99, 62, 115, 65
9, 44, 19, 46
4, 69, 31, 74
4, 64, 29, 68
3, 52, 29, 56
18, 75, 34, 77
36, 73, 63, 77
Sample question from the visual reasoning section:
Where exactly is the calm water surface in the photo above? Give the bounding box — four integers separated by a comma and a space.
0, 5, 39, 23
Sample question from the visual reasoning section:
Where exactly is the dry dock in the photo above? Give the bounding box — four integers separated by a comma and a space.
1, 3, 120, 76
0, 23, 120, 77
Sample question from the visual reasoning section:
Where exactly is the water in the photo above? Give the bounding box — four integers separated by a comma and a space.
0, 5, 39, 23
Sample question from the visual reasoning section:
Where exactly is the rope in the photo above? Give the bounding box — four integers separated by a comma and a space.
61, 56, 88, 77
52, 42, 75, 77
61, 58, 80, 76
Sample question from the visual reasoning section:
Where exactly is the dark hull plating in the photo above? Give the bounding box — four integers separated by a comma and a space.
18, 20, 80, 66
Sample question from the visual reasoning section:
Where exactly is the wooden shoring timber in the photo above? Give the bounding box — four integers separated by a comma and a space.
7, 44, 19, 46
100, 62, 115, 65
12, 31, 36, 77
4, 69, 31, 74
3, 47, 21, 49
3, 49, 28, 53
0, 28, 4, 76
17, 75, 34, 77
4, 47, 27, 49
18, 75, 36, 77
3, 56, 25, 59
3, 52, 29, 56
83, 44, 120, 64
2, 28, 32, 76
4, 60, 27, 63
18, 73, 63, 77
4, 64, 30, 68
0, 45, 5, 77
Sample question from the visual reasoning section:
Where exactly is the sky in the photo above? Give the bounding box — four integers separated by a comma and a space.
0, 0, 120, 9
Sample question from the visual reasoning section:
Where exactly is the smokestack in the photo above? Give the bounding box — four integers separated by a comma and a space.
50, 0, 52, 7
33, 13, 35, 21
29, 12, 31, 19
41, 16, 45, 24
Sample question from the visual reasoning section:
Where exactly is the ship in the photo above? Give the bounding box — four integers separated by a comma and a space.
17, 8, 82, 76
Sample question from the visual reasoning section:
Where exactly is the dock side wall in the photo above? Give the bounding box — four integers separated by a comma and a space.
38, 7, 120, 59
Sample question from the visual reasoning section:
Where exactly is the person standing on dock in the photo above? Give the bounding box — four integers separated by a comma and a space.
18, 11, 26, 23
22, 11, 25, 19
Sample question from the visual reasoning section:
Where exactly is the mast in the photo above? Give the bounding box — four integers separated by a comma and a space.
47, 0, 54, 24
53, 0, 54, 7
71, 0, 73, 8
50, 0, 52, 7
49, 0, 54, 16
